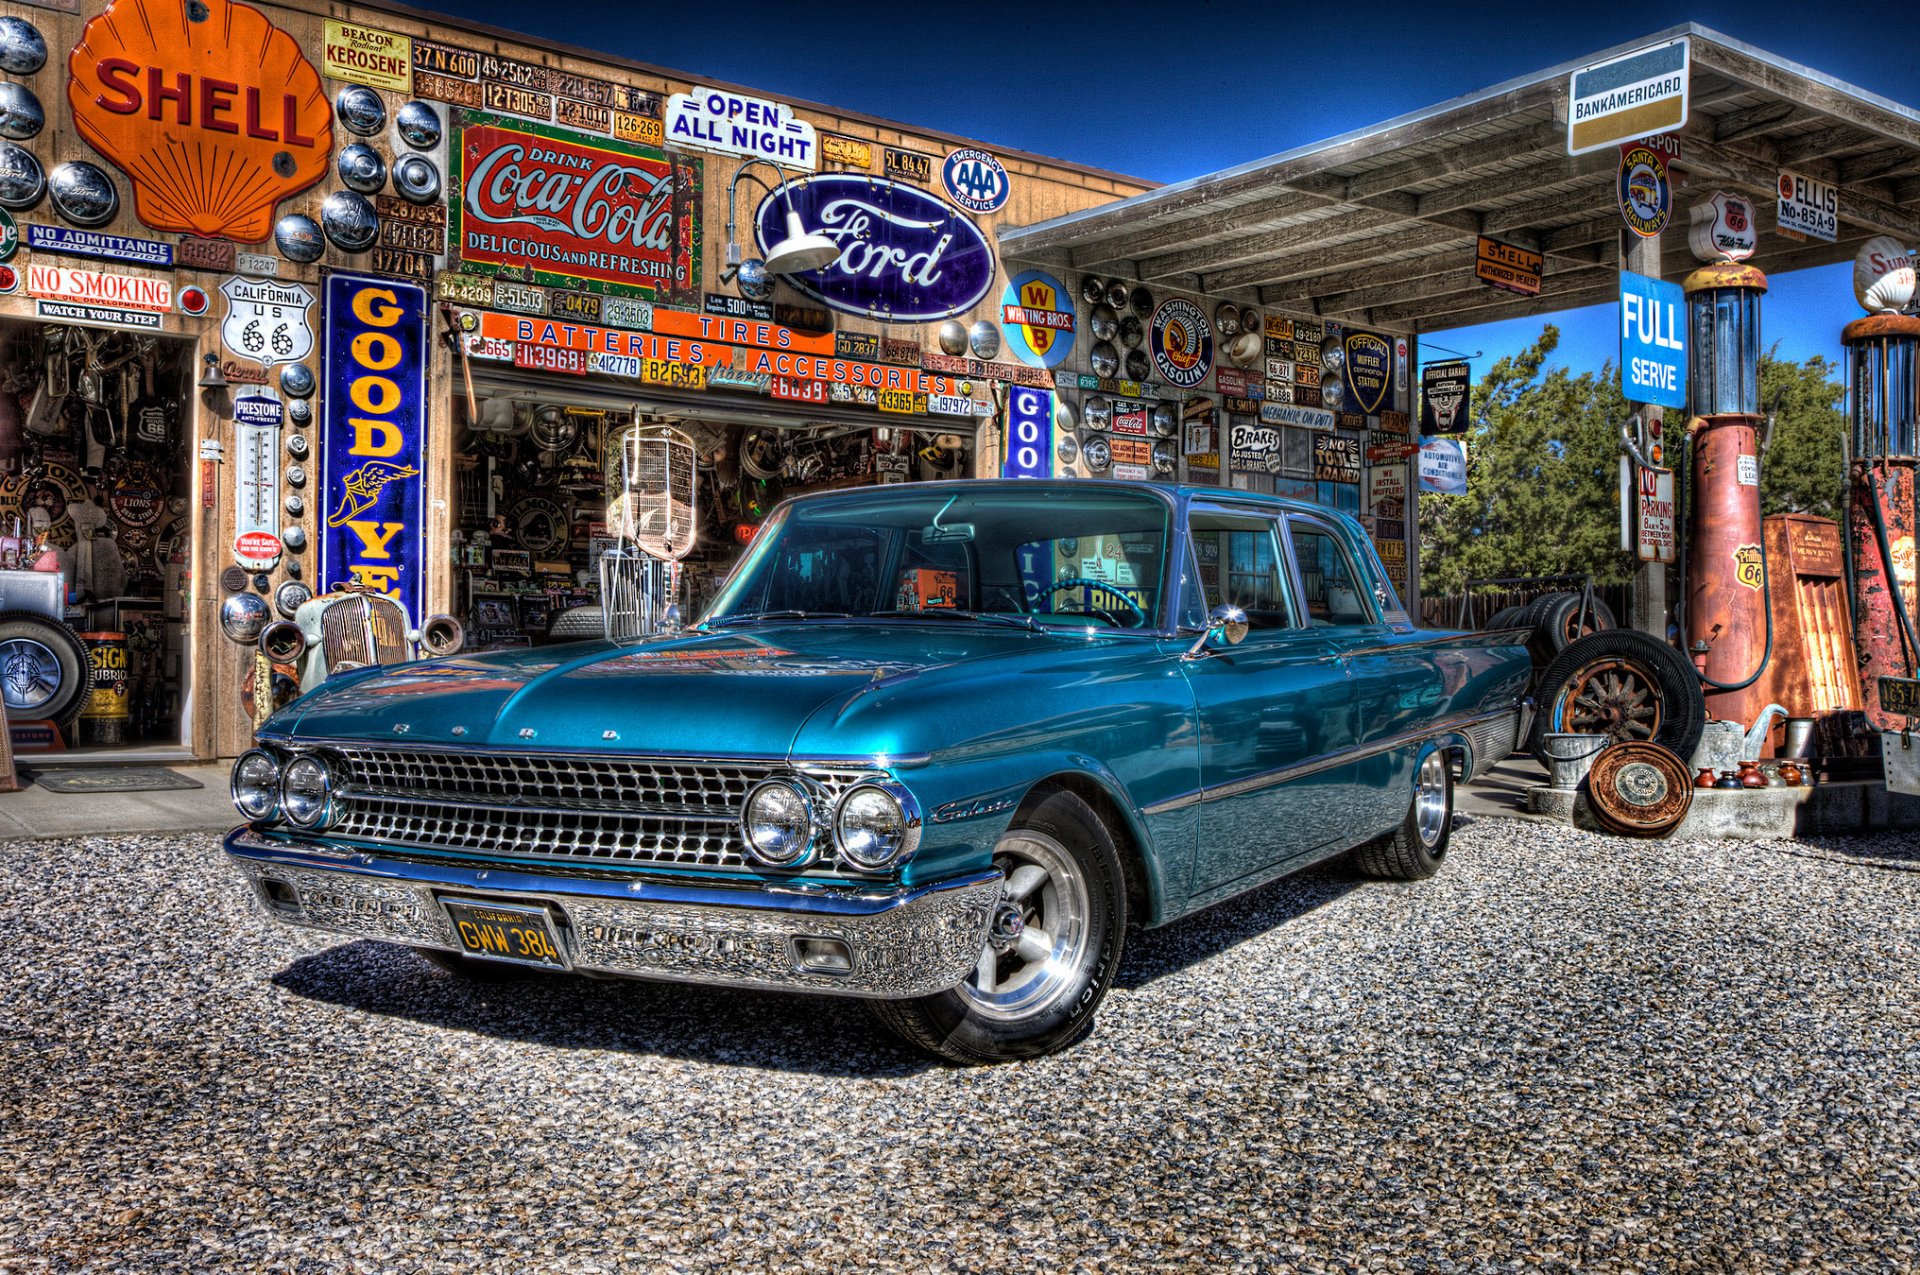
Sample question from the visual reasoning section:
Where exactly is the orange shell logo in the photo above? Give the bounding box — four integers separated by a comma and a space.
67, 0, 333, 243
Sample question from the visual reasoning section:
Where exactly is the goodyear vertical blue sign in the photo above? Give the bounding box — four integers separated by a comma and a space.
321, 273, 428, 622
1003, 387, 1052, 480
1619, 271, 1686, 410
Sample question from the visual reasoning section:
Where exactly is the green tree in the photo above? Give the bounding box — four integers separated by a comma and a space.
1757, 348, 1847, 519
1418, 326, 1634, 595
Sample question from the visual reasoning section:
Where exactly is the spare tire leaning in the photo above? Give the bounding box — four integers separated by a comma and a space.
0, 610, 93, 731
1526, 628, 1705, 765
1529, 592, 1619, 660
1484, 605, 1527, 630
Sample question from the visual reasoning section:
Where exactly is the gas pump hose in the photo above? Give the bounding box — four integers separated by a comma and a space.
1865, 461, 1920, 676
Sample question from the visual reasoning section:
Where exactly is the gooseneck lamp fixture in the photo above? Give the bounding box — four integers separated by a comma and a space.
721, 159, 840, 282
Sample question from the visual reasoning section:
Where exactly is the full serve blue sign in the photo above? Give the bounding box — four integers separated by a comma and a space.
1619, 271, 1686, 409
321, 273, 428, 622
754, 176, 995, 323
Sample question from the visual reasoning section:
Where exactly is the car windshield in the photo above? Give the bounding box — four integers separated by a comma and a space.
703, 486, 1173, 630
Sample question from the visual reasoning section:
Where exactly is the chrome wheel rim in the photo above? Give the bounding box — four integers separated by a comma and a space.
964, 829, 1090, 1022
0, 637, 63, 711
1414, 751, 1449, 849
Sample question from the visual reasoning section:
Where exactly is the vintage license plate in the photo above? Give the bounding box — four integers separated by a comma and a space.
441, 898, 569, 968
1881, 676, 1920, 719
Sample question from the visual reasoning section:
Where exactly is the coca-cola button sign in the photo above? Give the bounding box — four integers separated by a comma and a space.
754, 175, 993, 323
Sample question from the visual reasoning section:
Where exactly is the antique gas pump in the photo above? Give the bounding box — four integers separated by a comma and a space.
1682, 261, 1772, 720
1842, 237, 1920, 730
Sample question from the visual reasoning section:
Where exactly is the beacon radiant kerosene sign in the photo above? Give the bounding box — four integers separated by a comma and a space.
450, 112, 699, 299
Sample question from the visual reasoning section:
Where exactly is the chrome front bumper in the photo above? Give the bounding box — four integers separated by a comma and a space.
224, 828, 1001, 999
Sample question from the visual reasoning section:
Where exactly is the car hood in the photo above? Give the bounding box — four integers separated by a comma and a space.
273, 622, 1072, 756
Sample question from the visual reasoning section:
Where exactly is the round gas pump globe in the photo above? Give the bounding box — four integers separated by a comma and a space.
1853, 236, 1916, 314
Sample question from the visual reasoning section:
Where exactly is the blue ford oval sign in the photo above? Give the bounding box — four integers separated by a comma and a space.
754, 175, 995, 323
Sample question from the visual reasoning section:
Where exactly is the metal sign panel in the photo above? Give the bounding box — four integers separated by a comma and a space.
321, 274, 429, 622
1635, 466, 1676, 563
1419, 437, 1468, 495
1619, 271, 1686, 409
664, 86, 817, 170
1776, 169, 1838, 242
1475, 237, 1541, 295
1004, 387, 1052, 479
1567, 38, 1689, 155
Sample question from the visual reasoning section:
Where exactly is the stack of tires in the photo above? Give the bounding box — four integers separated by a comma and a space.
1484, 593, 1706, 764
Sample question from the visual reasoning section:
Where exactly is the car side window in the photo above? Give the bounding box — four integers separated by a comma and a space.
1286, 519, 1376, 628
1183, 512, 1295, 632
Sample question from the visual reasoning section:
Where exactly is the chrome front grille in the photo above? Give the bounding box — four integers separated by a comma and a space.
319, 746, 876, 873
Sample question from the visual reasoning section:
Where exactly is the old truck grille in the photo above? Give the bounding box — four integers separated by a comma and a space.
320, 595, 410, 668
319, 746, 876, 873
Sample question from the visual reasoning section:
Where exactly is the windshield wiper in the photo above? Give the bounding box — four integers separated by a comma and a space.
708, 609, 855, 628
873, 609, 1041, 632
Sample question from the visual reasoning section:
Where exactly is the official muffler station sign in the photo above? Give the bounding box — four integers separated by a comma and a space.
1567, 38, 1689, 155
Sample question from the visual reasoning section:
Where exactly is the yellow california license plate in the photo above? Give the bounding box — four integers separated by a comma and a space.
440, 898, 569, 969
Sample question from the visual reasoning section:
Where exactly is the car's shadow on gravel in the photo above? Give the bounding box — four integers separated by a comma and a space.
1116, 857, 1362, 990
272, 940, 940, 1076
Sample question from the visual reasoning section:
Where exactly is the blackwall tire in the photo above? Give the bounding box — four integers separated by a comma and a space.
0, 611, 92, 730
1531, 592, 1618, 657
1484, 605, 1526, 630
868, 789, 1127, 1065
1526, 629, 1705, 763
1352, 749, 1454, 881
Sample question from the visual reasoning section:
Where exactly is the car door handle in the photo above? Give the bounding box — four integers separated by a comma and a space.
1319, 650, 1350, 664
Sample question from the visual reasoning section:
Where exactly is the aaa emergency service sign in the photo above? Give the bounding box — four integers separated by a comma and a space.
450, 112, 699, 298
321, 274, 427, 622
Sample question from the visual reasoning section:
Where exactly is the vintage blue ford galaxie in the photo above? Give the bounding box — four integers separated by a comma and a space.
226, 481, 1531, 1062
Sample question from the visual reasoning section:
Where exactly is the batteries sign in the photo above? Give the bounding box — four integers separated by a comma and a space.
1619, 272, 1686, 409
1003, 388, 1052, 480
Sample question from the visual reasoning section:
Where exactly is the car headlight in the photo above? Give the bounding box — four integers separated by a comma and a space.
280, 754, 335, 828
231, 749, 282, 822
741, 779, 815, 868
833, 783, 922, 872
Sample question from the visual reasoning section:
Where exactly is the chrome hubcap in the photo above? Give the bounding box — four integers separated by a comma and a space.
1414, 752, 1449, 848
965, 830, 1090, 1021
0, 637, 62, 711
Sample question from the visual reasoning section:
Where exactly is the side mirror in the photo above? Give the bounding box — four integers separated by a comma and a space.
1184, 604, 1249, 659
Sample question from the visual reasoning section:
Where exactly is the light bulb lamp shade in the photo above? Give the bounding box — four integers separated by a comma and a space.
724, 158, 840, 282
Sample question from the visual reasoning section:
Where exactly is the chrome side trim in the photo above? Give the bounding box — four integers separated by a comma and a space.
1141, 705, 1520, 815
225, 827, 1000, 999
254, 734, 934, 769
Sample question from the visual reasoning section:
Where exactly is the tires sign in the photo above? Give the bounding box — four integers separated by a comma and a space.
221, 277, 315, 368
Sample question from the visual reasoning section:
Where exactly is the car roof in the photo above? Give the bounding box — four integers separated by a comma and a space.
780, 478, 1339, 521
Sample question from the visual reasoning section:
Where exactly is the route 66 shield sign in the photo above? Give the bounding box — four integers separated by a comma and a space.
220, 276, 315, 368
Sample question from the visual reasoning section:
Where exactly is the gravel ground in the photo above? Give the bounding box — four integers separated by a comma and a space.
3, 817, 1918, 1273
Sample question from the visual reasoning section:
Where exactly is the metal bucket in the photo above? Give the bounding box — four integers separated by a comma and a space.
1540, 732, 1610, 790
1782, 717, 1816, 759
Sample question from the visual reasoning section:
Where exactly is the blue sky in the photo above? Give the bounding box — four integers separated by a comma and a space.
445, 0, 1911, 383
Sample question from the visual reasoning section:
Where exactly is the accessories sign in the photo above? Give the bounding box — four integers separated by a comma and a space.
1567, 38, 1689, 155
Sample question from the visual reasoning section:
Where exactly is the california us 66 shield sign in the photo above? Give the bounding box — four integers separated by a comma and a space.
220, 277, 315, 368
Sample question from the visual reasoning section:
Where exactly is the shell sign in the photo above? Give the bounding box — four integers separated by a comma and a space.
67, 0, 333, 243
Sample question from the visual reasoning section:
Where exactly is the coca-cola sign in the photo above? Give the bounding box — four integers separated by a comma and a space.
450, 111, 699, 300
753, 175, 993, 323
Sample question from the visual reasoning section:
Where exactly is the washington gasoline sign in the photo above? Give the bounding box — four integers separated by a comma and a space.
1619, 271, 1686, 409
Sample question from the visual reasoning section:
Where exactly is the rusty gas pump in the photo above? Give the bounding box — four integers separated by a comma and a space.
1842, 237, 1920, 731
1681, 261, 1773, 719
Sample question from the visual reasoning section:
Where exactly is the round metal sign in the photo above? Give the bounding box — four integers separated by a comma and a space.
220, 565, 250, 593
392, 154, 441, 205
941, 148, 1009, 214
321, 190, 378, 251
335, 86, 387, 137
337, 143, 387, 195
0, 16, 47, 76
274, 213, 325, 263
1586, 741, 1694, 837
0, 143, 45, 211
0, 82, 44, 141
48, 162, 119, 228
1149, 298, 1212, 389
999, 269, 1076, 370
395, 101, 442, 150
